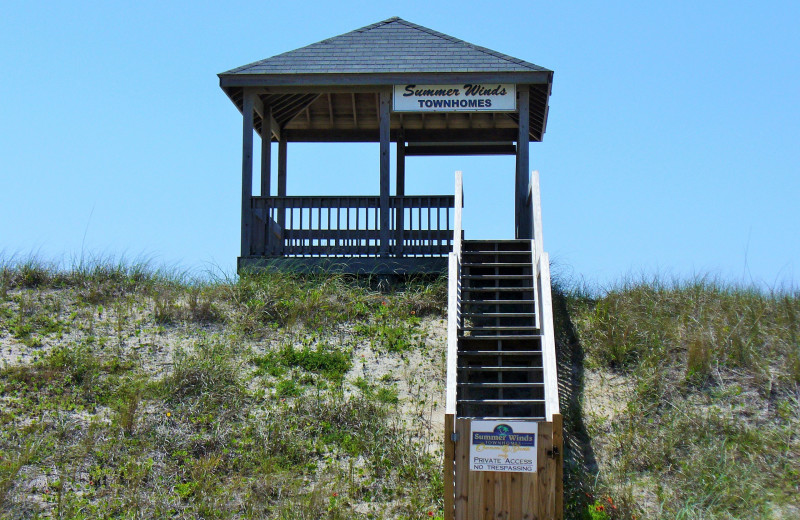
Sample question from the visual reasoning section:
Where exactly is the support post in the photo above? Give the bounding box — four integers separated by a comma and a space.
515, 85, 530, 239
443, 413, 455, 520
241, 90, 255, 258
396, 130, 405, 196
379, 89, 391, 256
277, 138, 287, 228
553, 413, 564, 520
261, 105, 272, 196
395, 130, 405, 256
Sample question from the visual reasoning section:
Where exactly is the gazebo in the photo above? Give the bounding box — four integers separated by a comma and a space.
219, 17, 553, 274
220, 18, 563, 519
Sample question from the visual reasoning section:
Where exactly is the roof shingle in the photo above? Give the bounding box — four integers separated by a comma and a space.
221, 17, 550, 75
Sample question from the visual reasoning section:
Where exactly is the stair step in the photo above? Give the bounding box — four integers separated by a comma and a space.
463, 312, 536, 318
462, 299, 535, 305
458, 350, 541, 356
462, 262, 531, 268
458, 366, 543, 372
458, 415, 547, 420
459, 334, 541, 339
462, 250, 531, 256
457, 399, 546, 405
463, 287, 534, 292
458, 382, 544, 388
462, 274, 531, 280
463, 239, 530, 244
463, 326, 539, 331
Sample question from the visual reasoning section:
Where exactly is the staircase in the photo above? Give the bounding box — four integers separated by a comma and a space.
442, 167, 562, 520
457, 239, 545, 419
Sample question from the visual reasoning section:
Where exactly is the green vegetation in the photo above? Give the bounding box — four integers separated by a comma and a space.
1, 257, 797, 519
252, 339, 353, 382
563, 276, 800, 520
0, 258, 446, 519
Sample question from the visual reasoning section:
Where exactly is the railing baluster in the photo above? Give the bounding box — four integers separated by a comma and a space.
437, 200, 441, 254
357, 203, 360, 255
417, 203, 422, 257
317, 202, 322, 257
427, 205, 432, 256
250, 195, 454, 258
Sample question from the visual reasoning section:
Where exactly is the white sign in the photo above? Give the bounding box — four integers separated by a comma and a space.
393, 84, 516, 112
469, 420, 537, 473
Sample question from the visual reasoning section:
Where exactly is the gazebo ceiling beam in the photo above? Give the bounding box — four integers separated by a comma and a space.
253, 95, 281, 141
283, 94, 322, 128
405, 143, 516, 156
269, 94, 309, 116
281, 128, 520, 143
351, 93, 358, 128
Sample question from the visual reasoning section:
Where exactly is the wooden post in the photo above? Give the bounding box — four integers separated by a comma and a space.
241, 90, 255, 258
261, 105, 272, 197
443, 413, 455, 520
516, 85, 530, 239
277, 138, 287, 228
553, 413, 564, 520
396, 131, 405, 196
379, 89, 391, 256
395, 130, 405, 256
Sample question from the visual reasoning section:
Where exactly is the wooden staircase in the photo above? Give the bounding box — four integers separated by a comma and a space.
457, 239, 545, 419
443, 170, 563, 520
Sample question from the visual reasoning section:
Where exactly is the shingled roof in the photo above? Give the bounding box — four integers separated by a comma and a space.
219, 18, 552, 142
221, 17, 550, 76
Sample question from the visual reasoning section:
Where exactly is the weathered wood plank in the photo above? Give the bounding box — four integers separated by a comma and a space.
396, 137, 406, 256
219, 70, 553, 88
553, 414, 564, 520
468, 465, 483, 520
252, 95, 281, 141
405, 144, 516, 156
281, 128, 520, 143
454, 419, 470, 520
446, 253, 459, 415
516, 85, 530, 239
537, 421, 554, 520
444, 413, 455, 520
277, 139, 287, 227
538, 253, 560, 419
241, 90, 255, 257
454, 171, 463, 259
379, 89, 391, 256
237, 256, 447, 275
261, 105, 272, 196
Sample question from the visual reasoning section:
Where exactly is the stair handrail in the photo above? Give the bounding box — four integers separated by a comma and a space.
529, 171, 544, 266
453, 170, 463, 260
445, 170, 463, 416
529, 170, 560, 420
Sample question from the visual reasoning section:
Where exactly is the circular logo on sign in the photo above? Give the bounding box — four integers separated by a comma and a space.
493, 424, 513, 435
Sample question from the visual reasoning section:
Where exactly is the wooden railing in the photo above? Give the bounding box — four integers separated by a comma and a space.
249, 195, 455, 257
529, 170, 560, 421
444, 171, 463, 520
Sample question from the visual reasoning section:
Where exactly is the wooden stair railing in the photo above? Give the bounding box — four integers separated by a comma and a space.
444, 170, 563, 520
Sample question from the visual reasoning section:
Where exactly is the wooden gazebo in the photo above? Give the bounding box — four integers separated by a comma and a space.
219, 17, 553, 274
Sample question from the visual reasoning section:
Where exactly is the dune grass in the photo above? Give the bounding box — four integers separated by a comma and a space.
2, 257, 797, 519
565, 276, 800, 520
0, 257, 446, 519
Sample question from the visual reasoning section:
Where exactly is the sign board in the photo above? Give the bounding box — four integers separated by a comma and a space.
393, 84, 516, 112
469, 420, 537, 473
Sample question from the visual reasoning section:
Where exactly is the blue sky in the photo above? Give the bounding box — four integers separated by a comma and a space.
1, 1, 798, 287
